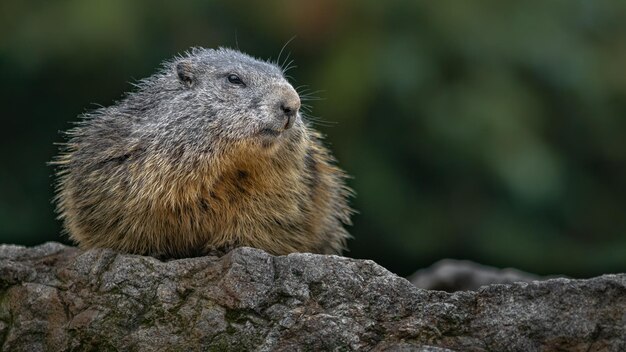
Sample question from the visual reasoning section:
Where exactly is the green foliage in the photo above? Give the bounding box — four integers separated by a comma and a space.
1, 0, 625, 276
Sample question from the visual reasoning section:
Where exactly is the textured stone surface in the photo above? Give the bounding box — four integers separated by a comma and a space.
0, 242, 624, 351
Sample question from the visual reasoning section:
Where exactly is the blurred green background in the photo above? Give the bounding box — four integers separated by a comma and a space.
1, 0, 625, 277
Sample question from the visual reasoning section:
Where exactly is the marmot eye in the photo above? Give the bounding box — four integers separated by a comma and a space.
227, 74, 245, 86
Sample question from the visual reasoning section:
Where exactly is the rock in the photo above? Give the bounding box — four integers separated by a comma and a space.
0, 242, 623, 351
408, 259, 549, 292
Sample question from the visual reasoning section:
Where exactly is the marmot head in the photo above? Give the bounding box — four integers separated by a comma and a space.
125, 47, 304, 157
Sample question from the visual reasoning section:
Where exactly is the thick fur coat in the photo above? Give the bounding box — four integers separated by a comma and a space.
53, 48, 353, 257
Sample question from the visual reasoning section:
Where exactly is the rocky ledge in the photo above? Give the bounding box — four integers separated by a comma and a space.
0, 242, 624, 351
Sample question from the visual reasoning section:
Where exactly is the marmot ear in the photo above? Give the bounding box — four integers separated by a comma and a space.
176, 61, 195, 88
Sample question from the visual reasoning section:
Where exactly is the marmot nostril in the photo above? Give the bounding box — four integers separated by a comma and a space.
280, 103, 297, 116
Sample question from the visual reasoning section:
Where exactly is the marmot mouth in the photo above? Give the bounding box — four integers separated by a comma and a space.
257, 115, 294, 137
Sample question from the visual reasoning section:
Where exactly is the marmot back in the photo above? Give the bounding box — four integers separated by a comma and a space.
52, 47, 353, 258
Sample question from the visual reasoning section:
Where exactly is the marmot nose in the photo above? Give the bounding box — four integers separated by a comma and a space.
277, 88, 301, 130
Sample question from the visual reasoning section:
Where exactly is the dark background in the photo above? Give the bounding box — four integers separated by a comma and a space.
1, 0, 625, 277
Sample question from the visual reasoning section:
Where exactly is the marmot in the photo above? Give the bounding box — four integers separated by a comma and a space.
52, 47, 353, 258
